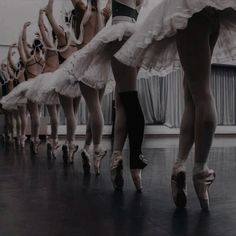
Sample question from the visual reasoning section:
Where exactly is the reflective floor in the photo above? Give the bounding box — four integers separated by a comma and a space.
0, 141, 236, 236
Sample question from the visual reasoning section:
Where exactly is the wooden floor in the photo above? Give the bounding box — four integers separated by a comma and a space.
0, 140, 236, 236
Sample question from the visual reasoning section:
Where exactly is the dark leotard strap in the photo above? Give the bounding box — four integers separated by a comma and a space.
112, 0, 138, 21
26, 56, 44, 78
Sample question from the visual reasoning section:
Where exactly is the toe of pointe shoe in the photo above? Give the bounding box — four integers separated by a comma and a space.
94, 150, 107, 175
131, 169, 142, 192
193, 169, 215, 211
110, 157, 124, 191
81, 150, 91, 174
69, 145, 78, 164
171, 166, 187, 208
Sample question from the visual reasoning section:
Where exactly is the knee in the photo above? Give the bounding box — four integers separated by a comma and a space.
50, 116, 59, 125
202, 116, 217, 131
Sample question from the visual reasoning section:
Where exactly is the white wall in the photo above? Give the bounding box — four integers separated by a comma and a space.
0, 0, 74, 62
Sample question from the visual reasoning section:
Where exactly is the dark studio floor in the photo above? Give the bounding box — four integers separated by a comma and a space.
0, 140, 236, 236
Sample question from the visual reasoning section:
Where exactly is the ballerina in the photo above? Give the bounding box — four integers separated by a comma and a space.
57, 0, 148, 188
114, 0, 236, 210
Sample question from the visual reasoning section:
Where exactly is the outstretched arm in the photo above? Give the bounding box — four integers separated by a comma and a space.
22, 22, 32, 59
44, 0, 65, 41
101, 0, 112, 24
38, 9, 53, 48
17, 34, 27, 65
7, 60, 16, 79
8, 44, 18, 71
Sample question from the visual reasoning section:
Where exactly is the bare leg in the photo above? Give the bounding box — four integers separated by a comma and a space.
176, 77, 195, 164
59, 95, 80, 143
27, 100, 40, 154
110, 41, 147, 191
13, 110, 21, 140
27, 101, 40, 140
79, 83, 104, 151
173, 9, 219, 210
7, 112, 14, 142
47, 105, 59, 140
79, 82, 106, 175
83, 88, 105, 151
113, 87, 127, 152
59, 95, 80, 163
176, 10, 219, 170
18, 105, 27, 138
18, 105, 28, 147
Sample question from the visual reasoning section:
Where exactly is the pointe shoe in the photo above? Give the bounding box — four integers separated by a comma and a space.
30, 139, 40, 155
131, 169, 142, 192
68, 144, 79, 164
110, 152, 124, 191
193, 169, 215, 212
81, 149, 91, 174
15, 137, 21, 147
47, 139, 60, 159
20, 136, 27, 148
8, 136, 15, 145
94, 150, 107, 175
171, 163, 187, 208
137, 154, 148, 169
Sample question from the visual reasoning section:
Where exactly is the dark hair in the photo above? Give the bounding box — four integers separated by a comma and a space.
52, 30, 57, 43
31, 39, 44, 55
65, 10, 75, 24
17, 57, 24, 69
91, 0, 97, 8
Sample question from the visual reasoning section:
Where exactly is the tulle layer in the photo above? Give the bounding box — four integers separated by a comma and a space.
0, 80, 34, 110
25, 72, 60, 105
115, 0, 236, 76
60, 22, 137, 91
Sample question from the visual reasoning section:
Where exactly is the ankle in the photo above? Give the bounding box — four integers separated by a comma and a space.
193, 162, 209, 175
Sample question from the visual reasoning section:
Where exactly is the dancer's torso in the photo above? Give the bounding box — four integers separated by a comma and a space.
74, 1, 107, 49
112, 0, 139, 24
26, 55, 45, 80
44, 49, 59, 73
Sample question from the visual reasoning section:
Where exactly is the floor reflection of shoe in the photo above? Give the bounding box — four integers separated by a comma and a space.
171, 163, 187, 208
47, 142, 53, 159
193, 169, 215, 212
81, 149, 91, 174
30, 139, 40, 155
131, 169, 142, 193
110, 152, 124, 191
20, 136, 27, 148
62, 144, 68, 164
47, 139, 60, 159
94, 150, 107, 175
15, 137, 20, 147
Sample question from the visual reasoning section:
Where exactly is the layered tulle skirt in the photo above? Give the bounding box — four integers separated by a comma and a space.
115, 0, 236, 76
60, 21, 137, 91
0, 80, 34, 110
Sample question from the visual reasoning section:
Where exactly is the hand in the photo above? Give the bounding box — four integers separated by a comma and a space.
23, 21, 31, 28
102, 7, 111, 19
45, 0, 54, 15
11, 43, 17, 47
39, 9, 45, 14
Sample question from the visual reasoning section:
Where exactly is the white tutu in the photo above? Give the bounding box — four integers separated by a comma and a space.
0, 80, 34, 110
25, 72, 60, 105
59, 22, 137, 92
115, 0, 236, 76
